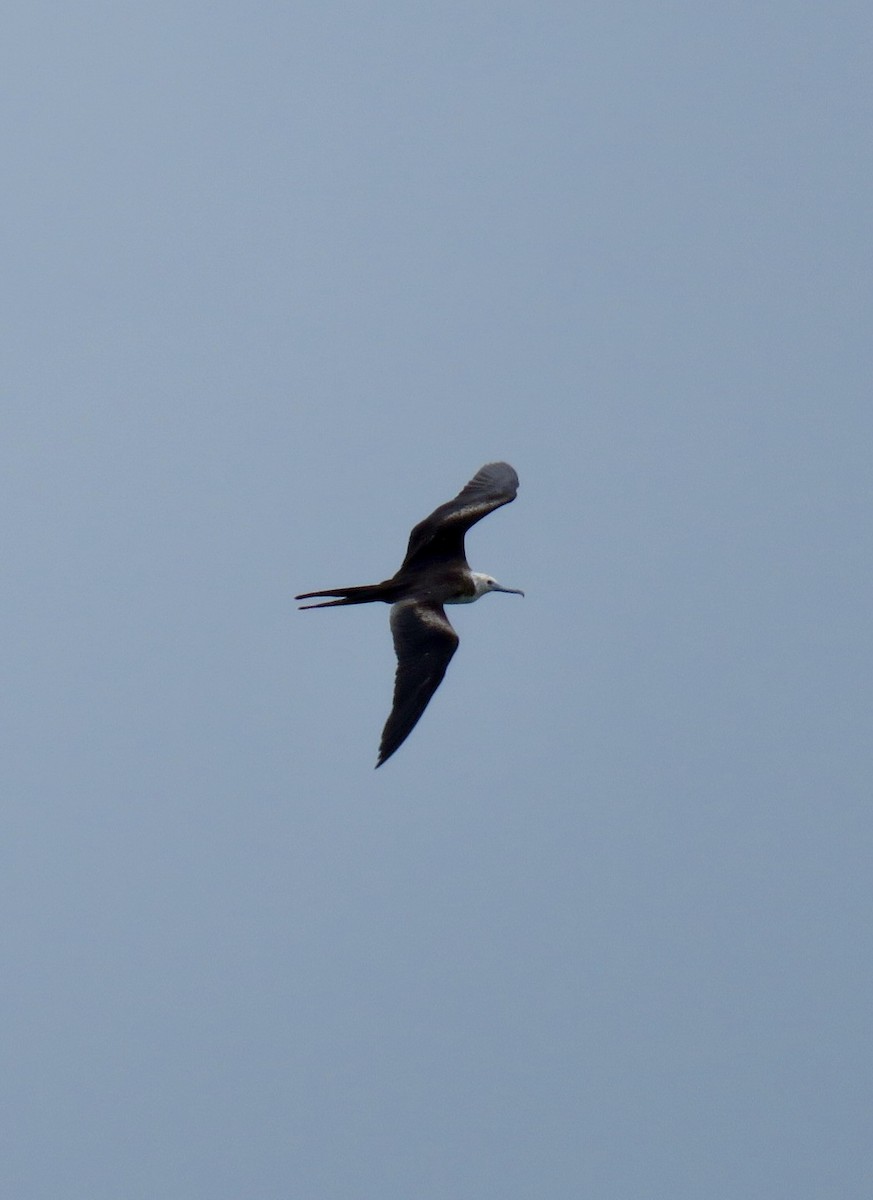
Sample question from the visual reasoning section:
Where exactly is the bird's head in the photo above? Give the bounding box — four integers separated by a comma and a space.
471, 572, 525, 599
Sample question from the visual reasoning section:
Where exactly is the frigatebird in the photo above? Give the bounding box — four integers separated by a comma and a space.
296, 461, 523, 767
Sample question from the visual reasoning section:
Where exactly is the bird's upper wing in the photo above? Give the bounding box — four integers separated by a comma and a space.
376, 600, 460, 766
399, 461, 519, 571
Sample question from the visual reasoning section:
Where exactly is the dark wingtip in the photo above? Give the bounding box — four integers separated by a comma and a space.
375, 744, 395, 768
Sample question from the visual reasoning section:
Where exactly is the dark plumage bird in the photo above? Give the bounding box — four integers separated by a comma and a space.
296, 461, 523, 766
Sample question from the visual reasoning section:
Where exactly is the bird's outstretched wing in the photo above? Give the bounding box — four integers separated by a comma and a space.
376, 600, 460, 766
400, 461, 519, 571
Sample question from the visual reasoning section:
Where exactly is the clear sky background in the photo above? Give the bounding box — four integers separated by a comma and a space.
3, 4, 871, 1197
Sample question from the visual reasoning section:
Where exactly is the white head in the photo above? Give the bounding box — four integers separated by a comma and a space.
470, 572, 525, 600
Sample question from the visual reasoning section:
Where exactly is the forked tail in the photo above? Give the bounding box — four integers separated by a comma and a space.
295, 582, 397, 609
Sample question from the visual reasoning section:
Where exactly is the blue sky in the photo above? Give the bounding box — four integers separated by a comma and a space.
3, 4, 872, 1197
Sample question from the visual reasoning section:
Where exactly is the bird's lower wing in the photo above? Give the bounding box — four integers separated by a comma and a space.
377, 601, 459, 767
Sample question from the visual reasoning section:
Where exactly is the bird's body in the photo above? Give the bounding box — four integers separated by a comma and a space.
296, 461, 522, 766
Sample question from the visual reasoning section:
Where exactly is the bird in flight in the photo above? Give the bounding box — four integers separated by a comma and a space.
296, 461, 523, 766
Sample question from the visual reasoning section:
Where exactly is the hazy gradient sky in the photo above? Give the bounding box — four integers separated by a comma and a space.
3, 4, 872, 1198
